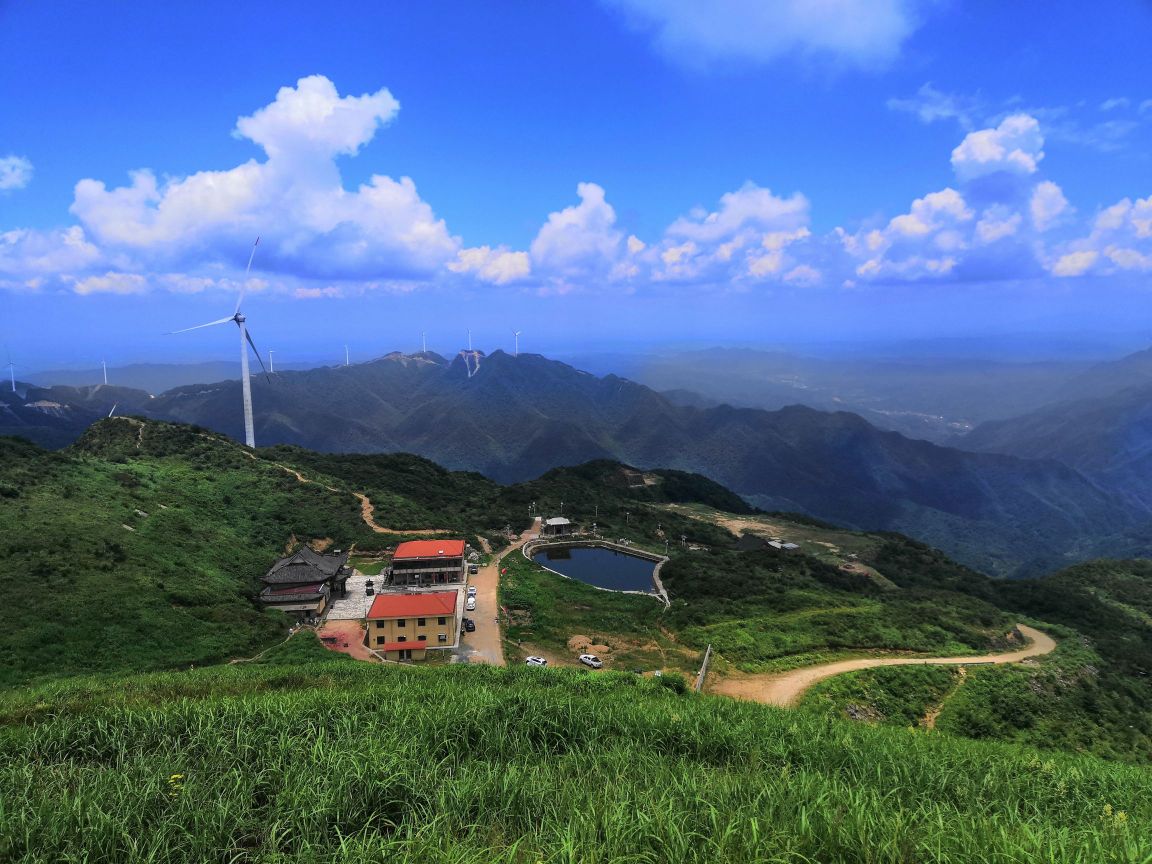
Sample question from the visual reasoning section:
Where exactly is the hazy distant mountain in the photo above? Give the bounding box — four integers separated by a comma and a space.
964, 379, 1152, 509
574, 348, 1089, 442
1049, 346, 1152, 404
128, 350, 1147, 576
0, 383, 152, 449
960, 347, 1152, 506
24, 362, 241, 394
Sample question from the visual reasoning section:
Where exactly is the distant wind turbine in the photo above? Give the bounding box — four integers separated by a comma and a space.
102, 358, 108, 386
167, 237, 268, 448
344, 345, 350, 367
467, 328, 472, 351
107, 403, 118, 418
4, 347, 14, 393
512, 329, 521, 356
421, 331, 427, 354
268, 350, 275, 373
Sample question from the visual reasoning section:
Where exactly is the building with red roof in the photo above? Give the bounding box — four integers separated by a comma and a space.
389, 538, 467, 587
366, 590, 459, 661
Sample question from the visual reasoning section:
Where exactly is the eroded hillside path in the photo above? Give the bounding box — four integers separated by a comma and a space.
114, 417, 441, 536
711, 624, 1056, 708
254, 453, 441, 536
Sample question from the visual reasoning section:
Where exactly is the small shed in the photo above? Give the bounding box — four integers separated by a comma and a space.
541, 517, 575, 537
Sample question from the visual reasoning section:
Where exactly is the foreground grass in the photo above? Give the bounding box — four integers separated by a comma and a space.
2, 645, 1149, 863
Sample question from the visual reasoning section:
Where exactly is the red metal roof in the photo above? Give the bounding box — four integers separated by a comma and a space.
393, 539, 466, 560
367, 590, 458, 619
379, 640, 429, 652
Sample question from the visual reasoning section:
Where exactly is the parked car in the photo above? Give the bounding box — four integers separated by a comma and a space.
365, 579, 374, 588
465, 596, 477, 611
463, 618, 476, 632
525, 656, 548, 667
469, 564, 479, 575
467, 585, 478, 596
365, 587, 374, 596
579, 654, 603, 669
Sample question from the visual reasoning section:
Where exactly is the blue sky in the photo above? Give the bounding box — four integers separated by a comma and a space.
2, 0, 1152, 370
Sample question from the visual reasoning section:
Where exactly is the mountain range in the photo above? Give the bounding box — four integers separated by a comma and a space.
4, 350, 1146, 577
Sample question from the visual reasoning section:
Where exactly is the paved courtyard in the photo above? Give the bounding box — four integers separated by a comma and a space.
325, 570, 380, 620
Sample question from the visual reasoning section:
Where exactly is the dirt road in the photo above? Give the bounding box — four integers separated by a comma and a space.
457, 519, 540, 667
711, 624, 1056, 707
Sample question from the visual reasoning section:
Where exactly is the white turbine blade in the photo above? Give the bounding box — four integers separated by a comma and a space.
234, 235, 260, 315
243, 326, 270, 379
167, 315, 235, 335
107, 403, 118, 418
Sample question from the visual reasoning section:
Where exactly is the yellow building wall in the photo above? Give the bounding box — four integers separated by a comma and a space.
366, 612, 457, 653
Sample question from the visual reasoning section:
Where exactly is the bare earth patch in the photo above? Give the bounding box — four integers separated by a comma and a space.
567, 635, 611, 655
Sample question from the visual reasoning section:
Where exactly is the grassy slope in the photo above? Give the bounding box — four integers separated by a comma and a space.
0, 423, 377, 687
801, 665, 963, 727
1, 642, 1148, 864
5, 418, 1151, 763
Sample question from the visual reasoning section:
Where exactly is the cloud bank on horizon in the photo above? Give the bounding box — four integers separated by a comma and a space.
1, 73, 1150, 301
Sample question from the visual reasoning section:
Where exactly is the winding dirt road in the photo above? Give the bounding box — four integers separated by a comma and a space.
710, 624, 1056, 707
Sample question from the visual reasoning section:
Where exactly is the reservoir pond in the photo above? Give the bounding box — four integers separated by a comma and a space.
532, 545, 657, 592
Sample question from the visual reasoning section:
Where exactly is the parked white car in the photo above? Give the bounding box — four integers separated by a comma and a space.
465, 596, 477, 611
525, 656, 548, 667
467, 585, 478, 596
579, 654, 603, 669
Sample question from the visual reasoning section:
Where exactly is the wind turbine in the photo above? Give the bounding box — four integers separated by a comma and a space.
467, 328, 472, 351
168, 237, 268, 448
101, 358, 108, 386
512, 329, 521, 356
421, 331, 427, 354
4, 347, 14, 393
268, 350, 275, 373
107, 403, 118, 418
344, 345, 350, 367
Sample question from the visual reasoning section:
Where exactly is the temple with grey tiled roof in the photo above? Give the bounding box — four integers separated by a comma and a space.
258, 546, 350, 621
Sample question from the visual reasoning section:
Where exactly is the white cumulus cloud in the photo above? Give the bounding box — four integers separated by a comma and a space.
448, 245, 531, 285
529, 182, 625, 279
1030, 181, 1070, 232
0, 156, 33, 191
68, 75, 457, 282
951, 114, 1044, 182
604, 0, 929, 68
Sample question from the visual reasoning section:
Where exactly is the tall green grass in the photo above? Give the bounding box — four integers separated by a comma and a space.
2, 649, 1149, 863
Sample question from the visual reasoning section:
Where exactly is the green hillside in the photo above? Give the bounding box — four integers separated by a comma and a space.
2, 644, 1148, 864
0, 423, 374, 687
4, 417, 1152, 765
0, 421, 743, 688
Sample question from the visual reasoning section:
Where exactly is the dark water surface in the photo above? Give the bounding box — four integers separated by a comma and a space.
532, 545, 657, 592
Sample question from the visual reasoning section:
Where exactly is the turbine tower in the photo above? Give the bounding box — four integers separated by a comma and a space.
467, 328, 472, 351
512, 330, 521, 356
421, 331, 427, 354
102, 358, 108, 386
4, 347, 14, 393
344, 345, 350, 367
168, 237, 268, 447
268, 350, 275, 373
